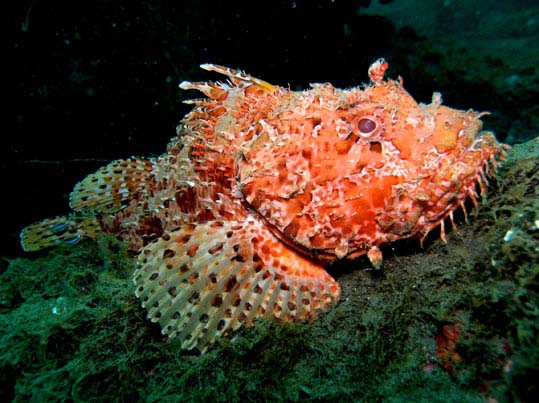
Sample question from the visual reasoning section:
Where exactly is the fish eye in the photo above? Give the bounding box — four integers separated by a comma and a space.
357, 118, 377, 136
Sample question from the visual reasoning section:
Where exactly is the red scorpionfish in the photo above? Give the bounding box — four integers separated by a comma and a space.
21, 59, 508, 352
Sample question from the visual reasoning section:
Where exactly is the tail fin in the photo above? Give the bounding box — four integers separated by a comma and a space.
20, 215, 102, 252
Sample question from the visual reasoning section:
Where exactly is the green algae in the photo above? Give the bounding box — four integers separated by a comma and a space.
1, 138, 538, 401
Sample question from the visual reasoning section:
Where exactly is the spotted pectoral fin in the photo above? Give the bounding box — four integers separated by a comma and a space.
69, 158, 156, 214
133, 218, 340, 352
20, 214, 101, 252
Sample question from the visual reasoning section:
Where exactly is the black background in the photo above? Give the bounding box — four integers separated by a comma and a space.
5, 0, 528, 257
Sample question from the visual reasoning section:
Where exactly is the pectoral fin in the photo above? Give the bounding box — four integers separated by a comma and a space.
133, 218, 340, 352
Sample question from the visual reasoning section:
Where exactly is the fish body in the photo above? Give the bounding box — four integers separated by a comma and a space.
21, 60, 507, 351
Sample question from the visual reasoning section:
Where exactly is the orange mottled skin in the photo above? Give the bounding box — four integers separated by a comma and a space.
99, 61, 505, 268
174, 62, 502, 267
20, 60, 508, 351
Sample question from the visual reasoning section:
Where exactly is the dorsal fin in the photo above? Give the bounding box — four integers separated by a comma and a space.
200, 64, 276, 91
133, 218, 340, 352
179, 64, 277, 99
70, 158, 155, 214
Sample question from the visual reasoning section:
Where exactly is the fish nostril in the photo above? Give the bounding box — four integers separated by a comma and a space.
369, 141, 382, 154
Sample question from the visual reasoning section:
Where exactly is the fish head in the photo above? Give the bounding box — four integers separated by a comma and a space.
237, 71, 505, 264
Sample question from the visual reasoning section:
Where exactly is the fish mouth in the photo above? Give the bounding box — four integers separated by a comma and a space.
368, 127, 508, 252
420, 130, 507, 239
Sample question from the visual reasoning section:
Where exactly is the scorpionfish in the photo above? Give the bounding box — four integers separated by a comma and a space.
21, 59, 507, 352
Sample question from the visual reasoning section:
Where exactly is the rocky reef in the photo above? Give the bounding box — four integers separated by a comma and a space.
1, 137, 537, 401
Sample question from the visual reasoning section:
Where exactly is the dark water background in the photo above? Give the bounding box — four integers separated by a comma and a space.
5, 0, 538, 257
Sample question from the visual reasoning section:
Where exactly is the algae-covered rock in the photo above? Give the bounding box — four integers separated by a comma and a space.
1, 138, 538, 401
